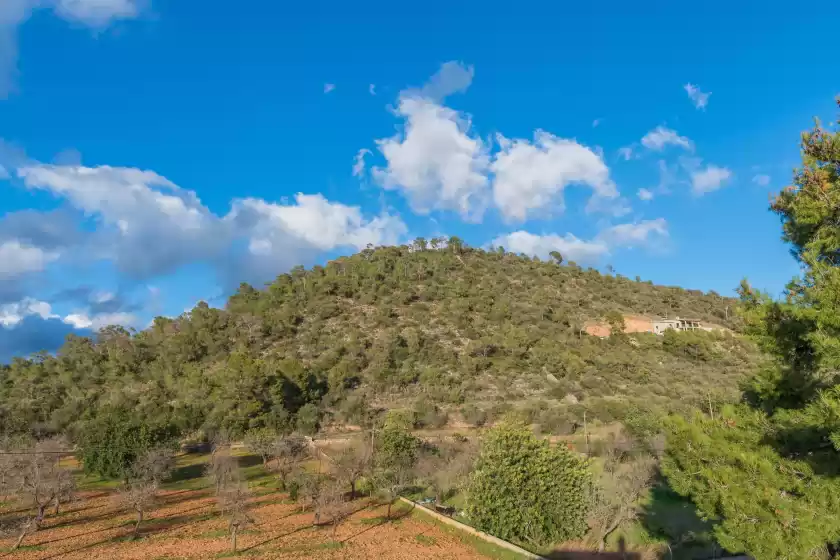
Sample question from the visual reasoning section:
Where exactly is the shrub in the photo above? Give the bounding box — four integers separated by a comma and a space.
466, 421, 591, 547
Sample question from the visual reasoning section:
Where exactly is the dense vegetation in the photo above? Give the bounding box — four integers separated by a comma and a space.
0, 233, 758, 441
662, 99, 840, 560
8, 100, 839, 560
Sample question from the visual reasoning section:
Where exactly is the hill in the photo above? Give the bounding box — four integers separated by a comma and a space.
0, 239, 761, 438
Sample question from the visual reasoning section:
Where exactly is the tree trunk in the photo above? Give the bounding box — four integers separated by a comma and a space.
386, 500, 392, 519
230, 524, 238, 553
599, 514, 626, 552
54, 496, 60, 516
13, 523, 30, 550
133, 509, 143, 539
36, 504, 47, 528
350, 480, 356, 500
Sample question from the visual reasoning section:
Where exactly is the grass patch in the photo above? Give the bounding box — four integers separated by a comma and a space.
199, 529, 229, 538
415, 534, 437, 545
5, 544, 46, 552
411, 508, 532, 560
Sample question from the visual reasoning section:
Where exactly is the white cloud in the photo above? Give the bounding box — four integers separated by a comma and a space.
637, 188, 654, 201
52, 0, 139, 27
492, 218, 669, 264
324, 83, 335, 94
373, 96, 490, 221
0, 298, 57, 327
618, 146, 635, 161
491, 131, 619, 222
684, 83, 711, 110
641, 126, 693, 151
352, 148, 370, 177
18, 164, 227, 278
0, 164, 9, 180
492, 231, 609, 264
63, 311, 135, 330
597, 218, 669, 248
225, 194, 406, 288
691, 164, 732, 194
592, 118, 602, 128
0, 0, 142, 98
0, 240, 58, 279
752, 174, 771, 187
15, 162, 404, 289
369, 84, 376, 96
229, 194, 405, 253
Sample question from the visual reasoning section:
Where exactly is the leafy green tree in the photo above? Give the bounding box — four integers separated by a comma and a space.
376, 419, 418, 470
77, 411, 179, 481
466, 422, 591, 548
295, 403, 320, 435
663, 100, 840, 560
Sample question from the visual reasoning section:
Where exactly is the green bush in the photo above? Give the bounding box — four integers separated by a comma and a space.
466, 422, 591, 547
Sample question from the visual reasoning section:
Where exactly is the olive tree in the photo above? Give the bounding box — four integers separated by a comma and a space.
6, 438, 75, 550
117, 447, 175, 539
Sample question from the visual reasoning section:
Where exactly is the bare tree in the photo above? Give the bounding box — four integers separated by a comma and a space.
209, 441, 254, 554
588, 435, 656, 552
218, 482, 253, 554
6, 438, 75, 550
207, 441, 237, 495
416, 439, 477, 506
372, 461, 415, 520
296, 471, 326, 522
117, 448, 175, 539
316, 478, 353, 541
244, 427, 277, 469
269, 435, 308, 490
334, 439, 371, 500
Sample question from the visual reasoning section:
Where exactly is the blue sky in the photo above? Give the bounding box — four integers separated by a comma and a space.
1, 0, 838, 360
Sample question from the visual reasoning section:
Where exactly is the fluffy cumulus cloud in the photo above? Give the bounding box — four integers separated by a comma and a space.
367, 62, 625, 223
0, 0, 142, 97
0, 298, 57, 327
63, 311, 135, 330
0, 240, 57, 279
13, 162, 408, 286
492, 219, 668, 264
597, 218, 668, 249
372, 96, 490, 221
18, 164, 228, 279
1, 157, 408, 358
641, 126, 693, 151
491, 131, 620, 222
690, 164, 732, 194
228, 194, 405, 255
684, 83, 711, 110
491, 231, 609, 264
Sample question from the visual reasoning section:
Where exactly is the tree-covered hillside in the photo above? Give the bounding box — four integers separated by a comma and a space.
0, 241, 761, 439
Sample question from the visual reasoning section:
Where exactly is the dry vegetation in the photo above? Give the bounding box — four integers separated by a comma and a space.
0, 451, 509, 560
